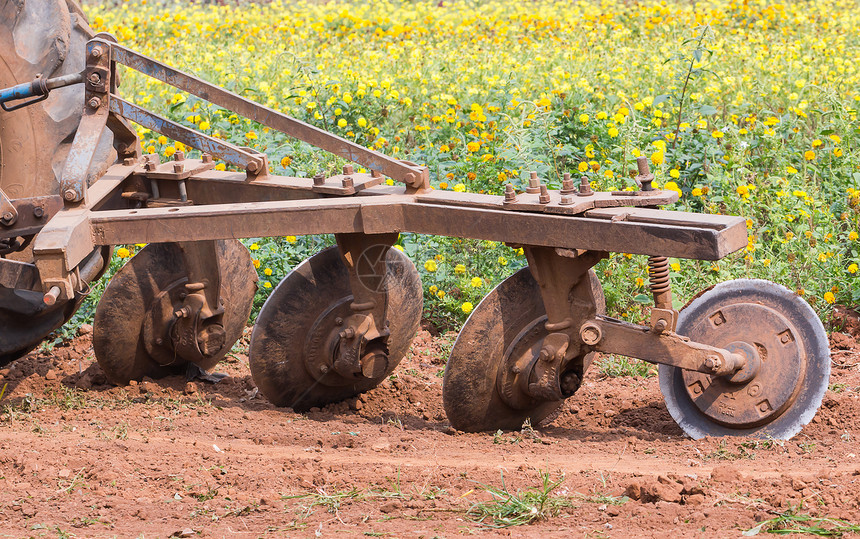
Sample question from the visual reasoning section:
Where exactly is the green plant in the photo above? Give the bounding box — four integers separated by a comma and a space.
467, 471, 572, 528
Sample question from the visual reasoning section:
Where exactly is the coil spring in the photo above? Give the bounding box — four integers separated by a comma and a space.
647, 256, 671, 295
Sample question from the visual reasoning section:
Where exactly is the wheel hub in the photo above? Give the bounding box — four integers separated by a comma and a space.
681, 301, 804, 428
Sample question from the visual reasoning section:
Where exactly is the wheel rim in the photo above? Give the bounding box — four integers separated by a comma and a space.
659, 279, 830, 440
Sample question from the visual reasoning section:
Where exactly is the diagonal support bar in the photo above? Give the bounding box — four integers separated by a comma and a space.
103, 40, 428, 190
110, 97, 265, 173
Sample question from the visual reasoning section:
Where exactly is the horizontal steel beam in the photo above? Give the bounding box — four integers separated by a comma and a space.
86, 197, 746, 260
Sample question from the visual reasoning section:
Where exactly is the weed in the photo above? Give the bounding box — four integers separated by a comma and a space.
286, 487, 364, 518
598, 355, 656, 378
467, 471, 572, 528
744, 509, 860, 536
706, 440, 756, 460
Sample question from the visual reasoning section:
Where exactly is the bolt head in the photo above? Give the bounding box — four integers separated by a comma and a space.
320, 365, 329, 374
246, 161, 259, 173
90, 46, 103, 58
1, 211, 13, 222
88, 72, 101, 84
32, 207, 44, 218
63, 189, 77, 201
704, 355, 722, 371
87, 97, 101, 109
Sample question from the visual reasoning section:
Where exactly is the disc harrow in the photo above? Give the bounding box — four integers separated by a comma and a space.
0, 30, 832, 440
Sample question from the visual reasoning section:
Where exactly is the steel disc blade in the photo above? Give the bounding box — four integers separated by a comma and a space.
93, 240, 256, 384
443, 268, 604, 432
659, 279, 830, 440
249, 245, 423, 411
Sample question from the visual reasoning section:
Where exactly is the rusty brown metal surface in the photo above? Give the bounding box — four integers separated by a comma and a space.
104, 40, 429, 190
248, 245, 422, 411
0, 195, 63, 239
659, 279, 831, 439
92, 240, 256, 384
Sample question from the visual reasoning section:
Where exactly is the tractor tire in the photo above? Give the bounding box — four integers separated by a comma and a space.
0, 0, 116, 365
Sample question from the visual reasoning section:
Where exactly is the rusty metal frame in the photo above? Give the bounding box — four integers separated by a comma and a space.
3, 36, 761, 388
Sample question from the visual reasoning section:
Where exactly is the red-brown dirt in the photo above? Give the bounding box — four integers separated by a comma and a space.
2, 326, 860, 538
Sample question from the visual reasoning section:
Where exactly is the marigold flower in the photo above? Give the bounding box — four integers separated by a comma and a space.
804, 150, 815, 161
824, 291, 835, 304
461, 302, 473, 314
470, 277, 482, 288
116, 247, 131, 259
424, 260, 437, 272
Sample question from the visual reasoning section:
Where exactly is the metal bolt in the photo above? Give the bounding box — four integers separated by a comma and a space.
90, 46, 103, 59
342, 177, 354, 188
578, 176, 593, 196
313, 173, 325, 186
1, 211, 13, 223
343, 164, 355, 176
580, 323, 602, 345
173, 162, 183, 173
561, 173, 575, 195
511, 365, 521, 374
538, 184, 550, 204
371, 169, 381, 178
339, 328, 355, 339
32, 206, 44, 218
155, 338, 163, 346
335, 317, 344, 326
780, 333, 791, 344
504, 183, 517, 203
201, 153, 213, 164
704, 355, 722, 372
87, 97, 101, 109
635, 156, 654, 191
246, 160, 260, 173
123, 157, 136, 166
63, 189, 77, 201
560, 195, 574, 206
320, 365, 329, 374
526, 171, 540, 193
88, 72, 101, 84
539, 348, 553, 362
174, 151, 185, 161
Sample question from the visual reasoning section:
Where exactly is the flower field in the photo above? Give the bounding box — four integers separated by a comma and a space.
87, 0, 859, 328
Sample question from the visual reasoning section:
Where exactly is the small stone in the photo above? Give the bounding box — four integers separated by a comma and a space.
686, 493, 706, 506
79, 324, 93, 335
710, 465, 743, 483
379, 500, 402, 514
171, 529, 195, 538
44, 369, 57, 380
184, 382, 198, 395
21, 503, 37, 517
58, 469, 71, 478
625, 481, 642, 501
371, 438, 390, 452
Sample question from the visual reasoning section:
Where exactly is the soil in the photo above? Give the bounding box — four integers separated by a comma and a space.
3, 324, 860, 538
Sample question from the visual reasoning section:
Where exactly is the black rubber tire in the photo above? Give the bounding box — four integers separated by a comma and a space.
0, 0, 116, 366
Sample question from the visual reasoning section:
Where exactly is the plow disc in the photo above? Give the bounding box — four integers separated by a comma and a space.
92, 241, 256, 384
249, 246, 423, 412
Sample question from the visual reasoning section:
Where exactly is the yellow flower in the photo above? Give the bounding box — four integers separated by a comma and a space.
607, 127, 619, 138
157, 135, 168, 145
116, 247, 131, 259
669, 169, 680, 179
424, 260, 437, 272
498, 256, 508, 266
263, 268, 272, 276
250, 243, 260, 250
849, 263, 858, 274
834, 148, 843, 157
436, 290, 445, 299
357, 117, 367, 128
461, 302, 474, 314
470, 277, 482, 288
453, 183, 466, 192
849, 231, 859, 241
439, 182, 448, 190
245, 131, 258, 140
286, 236, 297, 244
215, 163, 226, 171
337, 119, 347, 128
650, 150, 664, 166
199, 121, 210, 131
164, 146, 176, 157
824, 291, 835, 304
252, 259, 261, 269
280, 156, 292, 168
578, 162, 588, 173
804, 150, 815, 161
664, 181, 682, 197
579, 113, 589, 124
429, 285, 438, 295
263, 281, 272, 289
811, 139, 823, 148
670, 262, 680, 271
466, 141, 481, 152
691, 187, 703, 197
711, 130, 724, 139
454, 264, 466, 274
